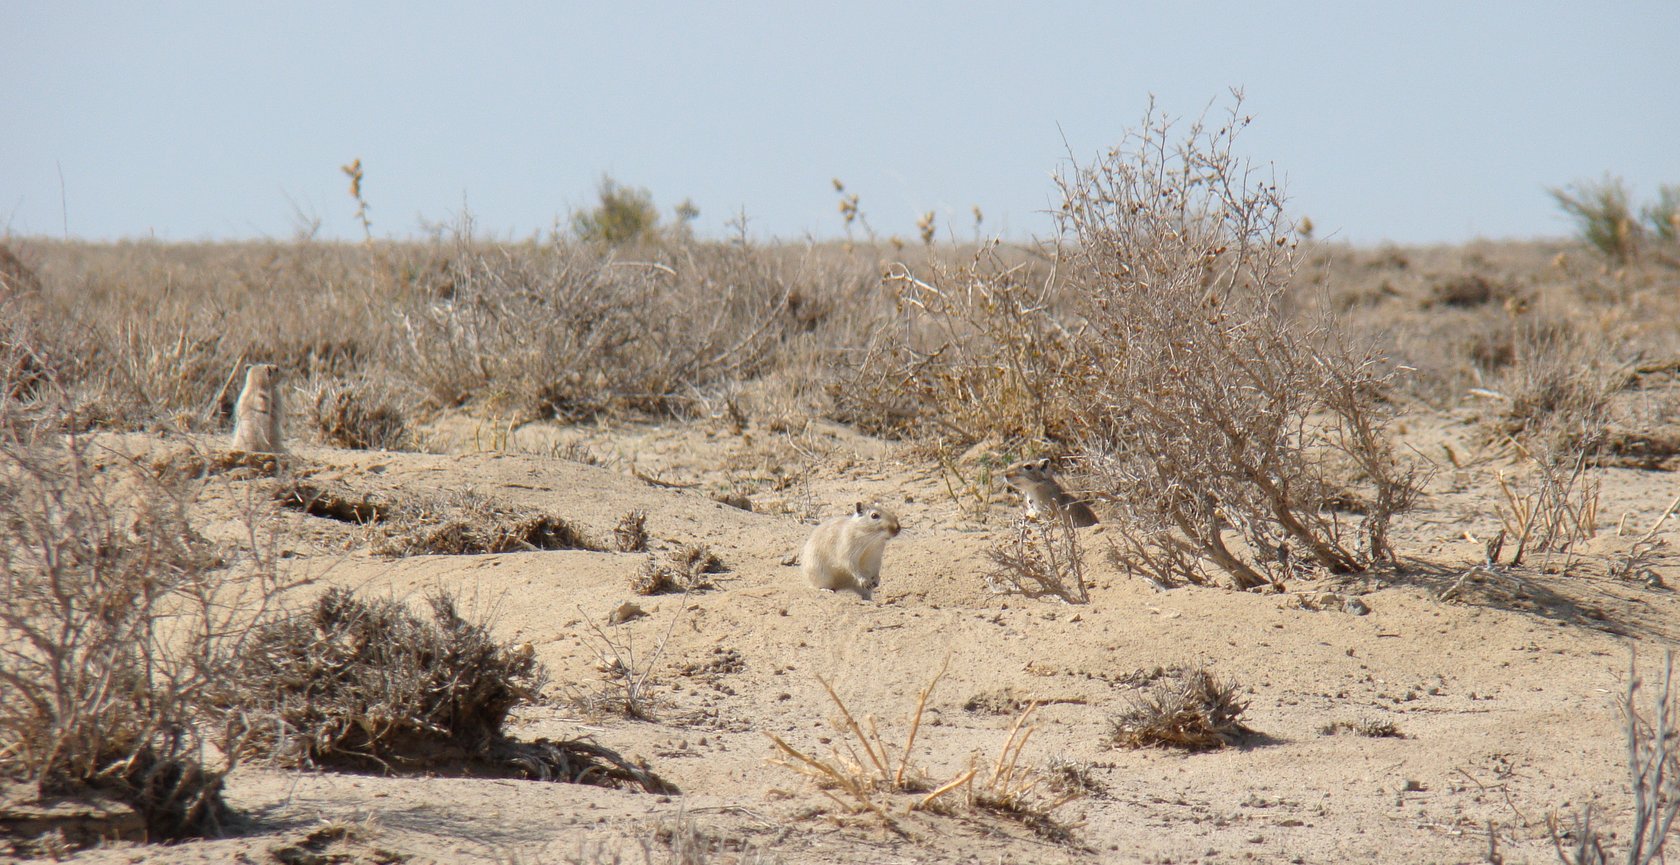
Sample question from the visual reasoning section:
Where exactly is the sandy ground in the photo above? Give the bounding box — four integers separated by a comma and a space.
53, 407, 1680, 865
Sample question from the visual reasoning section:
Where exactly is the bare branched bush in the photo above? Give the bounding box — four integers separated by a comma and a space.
1057, 93, 1417, 589
1552, 652, 1680, 865
0, 427, 288, 842
985, 513, 1088, 603
573, 604, 687, 721
1492, 452, 1600, 571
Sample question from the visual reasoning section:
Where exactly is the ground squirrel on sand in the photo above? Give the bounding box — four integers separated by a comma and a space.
230, 363, 283, 453
801, 502, 902, 600
1003, 458, 1098, 527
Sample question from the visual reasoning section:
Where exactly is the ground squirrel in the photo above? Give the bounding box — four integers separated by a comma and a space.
230, 363, 284, 453
1003, 458, 1098, 527
801, 502, 902, 600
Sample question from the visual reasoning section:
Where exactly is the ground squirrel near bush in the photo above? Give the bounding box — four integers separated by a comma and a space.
801, 502, 901, 600
1003, 458, 1098, 527
230, 363, 283, 453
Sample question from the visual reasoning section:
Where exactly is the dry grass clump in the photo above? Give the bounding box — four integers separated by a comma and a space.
631, 544, 725, 595
213, 588, 542, 772
275, 478, 387, 524
1058, 93, 1418, 590
613, 508, 649, 552
0, 428, 286, 845
631, 544, 724, 595
306, 378, 412, 451
370, 489, 598, 556
1422, 272, 1521, 309
1110, 666, 1255, 752
767, 660, 1080, 841
985, 513, 1088, 603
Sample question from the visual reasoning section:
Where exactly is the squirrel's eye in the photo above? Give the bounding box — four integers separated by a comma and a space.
870, 512, 880, 520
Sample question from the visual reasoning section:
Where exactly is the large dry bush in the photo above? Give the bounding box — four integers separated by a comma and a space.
213, 587, 544, 772
0, 425, 287, 842
1056, 94, 1418, 589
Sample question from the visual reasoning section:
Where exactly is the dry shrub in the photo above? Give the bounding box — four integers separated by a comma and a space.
0, 428, 287, 844
985, 514, 1088, 603
0, 241, 43, 298
393, 225, 835, 422
214, 588, 542, 771
631, 544, 724, 595
1422, 272, 1520, 309
307, 378, 412, 451
1111, 666, 1255, 751
1483, 317, 1615, 447
1478, 319, 1613, 571
370, 489, 598, 555
275, 479, 387, 524
1058, 93, 1418, 590
838, 243, 1080, 442
613, 508, 649, 552
1318, 718, 1403, 738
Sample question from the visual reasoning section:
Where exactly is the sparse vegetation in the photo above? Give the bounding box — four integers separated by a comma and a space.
368, 488, 599, 556
613, 509, 650, 552
1551, 652, 1680, 865
767, 659, 1078, 842
1319, 718, 1403, 738
3, 97, 1680, 863
985, 513, 1088, 603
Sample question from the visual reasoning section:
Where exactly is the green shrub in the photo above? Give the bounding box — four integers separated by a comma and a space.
1550, 175, 1643, 263
572, 176, 661, 245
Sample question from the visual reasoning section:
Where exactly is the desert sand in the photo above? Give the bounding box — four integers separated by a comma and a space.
47, 400, 1679, 865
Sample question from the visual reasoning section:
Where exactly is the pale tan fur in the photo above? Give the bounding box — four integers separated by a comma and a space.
230, 363, 284, 453
1003, 458, 1098, 527
801, 502, 902, 600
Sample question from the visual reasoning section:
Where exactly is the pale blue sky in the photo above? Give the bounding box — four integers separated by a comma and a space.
5, 2, 1677, 245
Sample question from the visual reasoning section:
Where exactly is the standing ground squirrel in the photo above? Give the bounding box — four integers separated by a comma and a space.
1003, 458, 1098, 527
801, 502, 902, 600
230, 363, 284, 453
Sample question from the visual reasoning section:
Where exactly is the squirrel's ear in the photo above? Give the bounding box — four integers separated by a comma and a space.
1036, 457, 1052, 470
854, 501, 866, 516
